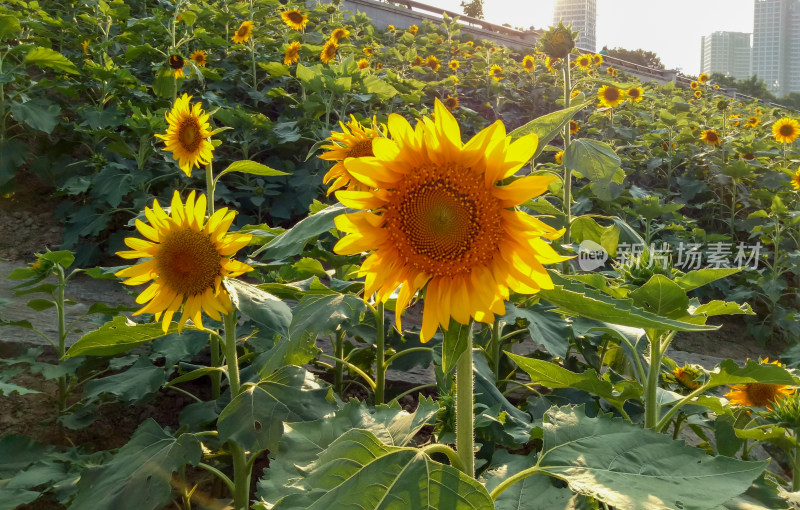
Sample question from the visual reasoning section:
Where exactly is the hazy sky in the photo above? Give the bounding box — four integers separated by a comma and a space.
420, 0, 754, 76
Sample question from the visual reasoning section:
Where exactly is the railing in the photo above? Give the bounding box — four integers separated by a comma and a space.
384, 0, 539, 38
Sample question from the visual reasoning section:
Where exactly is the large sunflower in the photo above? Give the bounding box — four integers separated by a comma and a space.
726, 381, 794, 409
281, 9, 308, 31
598, 85, 623, 108
357, 58, 369, 70
333, 100, 567, 342
320, 115, 383, 195
155, 94, 214, 177
773, 118, 800, 144
189, 50, 207, 67
522, 55, 535, 72
700, 129, 721, 146
115, 191, 253, 332
792, 169, 800, 190
284, 41, 301, 65
232, 20, 254, 44
320, 39, 338, 64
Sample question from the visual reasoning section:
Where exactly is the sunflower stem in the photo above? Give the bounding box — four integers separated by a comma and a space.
223, 312, 240, 399
55, 263, 68, 414
333, 330, 345, 395
222, 311, 250, 509
561, 55, 573, 248
793, 429, 800, 492
374, 302, 386, 404
489, 317, 502, 379
455, 338, 475, 477
644, 332, 663, 430
203, 162, 221, 399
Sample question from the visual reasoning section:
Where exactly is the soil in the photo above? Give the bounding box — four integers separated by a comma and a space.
0, 176, 64, 262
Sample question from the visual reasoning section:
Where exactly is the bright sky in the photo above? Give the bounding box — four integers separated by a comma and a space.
421, 0, 754, 76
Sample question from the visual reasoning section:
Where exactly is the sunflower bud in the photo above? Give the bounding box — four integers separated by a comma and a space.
716, 99, 729, 111
537, 22, 577, 59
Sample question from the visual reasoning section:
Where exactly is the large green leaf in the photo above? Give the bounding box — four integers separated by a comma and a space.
69, 420, 202, 510
269, 429, 493, 509
0, 435, 52, 477
0, 489, 40, 510
715, 475, 791, 510
629, 274, 689, 319
510, 100, 590, 159
564, 139, 624, 201
537, 406, 767, 510
216, 160, 288, 180
24, 46, 79, 74
674, 268, 742, 292
254, 203, 349, 260
0, 14, 21, 41
362, 74, 399, 100
83, 358, 167, 404
217, 366, 336, 453
226, 279, 292, 339
0, 381, 42, 396
9, 99, 61, 134
502, 302, 571, 359
707, 359, 796, 388
289, 293, 367, 344
64, 316, 179, 358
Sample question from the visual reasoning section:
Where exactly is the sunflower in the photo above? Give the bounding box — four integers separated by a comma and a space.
713, 84, 720, 90
376, 62, 383, 70
232, 20, 254, 44
698, 72, 709, 83
729, 114, 741, 127
694, 90, 702, 98
673, 366, 702, 390
284, 41, 301, 65
489, 64, 504, 81
598, 85, 624, 108
443, 94, 459, 111
408, 24, 418, 36
569, 120, 580, 134
189, 50, 208, 67
426, 55, 441, 72
331, 27, 350, 41
545, 57, 560, 72
363, 46, 374, 57
449, 59, 459, 71
745, 116, 760, 128
387, 25, 395, 31
115, 191, 253, 332
168, 54, 185, 78
281, 9, 308, 31
357, 58, 369, 70
450, 75, 459, 85
726, 379, 795, 409
700, 129, 721, 146
690, 81, 699, 90
332, 100, 567, 342
606, 66, 614, 75
320, 39, 338, 64
81, 40, 89, 54
570, 89, 581, 98
792, 168, 800, 190
554, 151, 563, 164
592, 53, 602, 66
772, 118, 800, 144
522, 55, 535, 72
576, 54, 591, 69
320, 115, 383, 195
627, 87, 644, 102
155, 94, 215, 177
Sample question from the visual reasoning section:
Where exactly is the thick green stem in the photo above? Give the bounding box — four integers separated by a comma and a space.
562, 57, 573, 245
489, 465, 544, 500
489, 318, 502, 378
374, 302, 386, 404
223, 312, 240, 398
421, 444, 465, 472
318, 353, 376, 391
205, 162, 221, 399
455, 341, 475, 477
333, 330, 345, 395
222, 312, 250, 509
55, 265, 68, 413
644, 333, 662, 429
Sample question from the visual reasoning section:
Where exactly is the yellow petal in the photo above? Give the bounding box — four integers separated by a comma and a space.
494, 175, 556, 207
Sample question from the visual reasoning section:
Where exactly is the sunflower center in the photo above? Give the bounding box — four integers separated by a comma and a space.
384, 163, 503, 276
707, 132, 718, 142
745, 383, 781, 407
287, 11, 303, 23
156, 228, 221, 296
780, 124, 795, 137
178, 118, 202, 152
237, 26, 248, 37
604, 88, 620, 101
348, 139, 374, 158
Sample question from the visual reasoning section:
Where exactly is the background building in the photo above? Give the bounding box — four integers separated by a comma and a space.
752, 0, 800, 96
700, 31, 751, 80
553, 0, 596, 52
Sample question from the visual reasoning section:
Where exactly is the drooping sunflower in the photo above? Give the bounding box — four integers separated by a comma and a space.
283, 41, 301, 65
333, 100, 568, 342
690, 81, 699, 90
426, 55, 441, 72
792, 168, 800, 190
189, 50, 208, 67
522, 55, 535, 72
726, 377, 795, 410
443, 94, 459, 111
569, 120, 580, 134
694, 90, 702, 98
673, 366, 702, 390
489, 64, 504, 81
320, 115, 383, 195
232, 20, 254, 44
745, 116, 760, 128
281, 9, 308, 31
772, 117, 800, 144
576, 54, 591, 69
698, 72, 709, 83
115, 191, 253, 332
320, 39, 338, 64
627, 87, 644, 102
700, 129, 721, 146
357, 58, 369, 70
408, 24, 418, 36
449, 59, 459, 71
598, 85, 624, 108
168, 54, 185, 78
331, 27, 350, 41
592, 53, 603, 66
155, 94, 215, 177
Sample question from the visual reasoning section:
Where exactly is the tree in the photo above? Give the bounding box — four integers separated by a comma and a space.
605, 47, 664, 69
710, 73, 737, 89
460, 0, 484, 19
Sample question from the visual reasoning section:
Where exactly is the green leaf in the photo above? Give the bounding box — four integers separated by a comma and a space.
483, 451, 577, 510
217, 366, 336, 453
507, 353, 640, 411
0, 435, 52, 477
65, 316, 180, 358
152, 67, 175, 98
0, 381, 42, 396
289, 293, 367, 344
564, 139, 623, 201
39, 250, 75, 268
0, 489, 40, 510
707, 359, 796, 388
691, 300, 754, 318
70, 420, 202, 510
0, 14, 21, 41
260, 61, 291, 77
24, 46, 79, 74
441, 320, 471, 375
83, 358, 167, 404
254, 203, 350, 260
295, 63, 318, 84
216, 160, 288, 180
675, 268, 742, 291
570, 215, 620, 257
503, 302, 571, 359
510, 100, 590, 159
362, 74, 399, 100
26, 298, 55, 311
629, 274, 689, 319
269, 429, 494, 509
715, 475, 791, 510
10, 99, 62, 134
538, 406, 767, 510
226, 279, 292, 339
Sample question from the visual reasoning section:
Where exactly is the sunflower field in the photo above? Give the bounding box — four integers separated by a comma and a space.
2, 0, 800, 509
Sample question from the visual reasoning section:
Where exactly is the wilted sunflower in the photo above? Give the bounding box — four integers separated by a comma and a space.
598, 85, 623, 108
694, 90, 702, 98
627, 87, 644, 102
690, 81, 699, 90
320, 115, 383, 195
522, 55, 535, 72
443, 94, 459, 111
569, 120, 580, 134
700, 129, 721, 146
792, 169, 800, 190
115, 191, 253, 332
357, 58, 369, 69
772, 118, 800, 144
489, 64, 504, 81
592, 53, 602, 65
537, 21, 576, 59
426, 55, 441, 72
155, 94, 214, 177
281, 9, 308, 31
698, 72, 709, 83
232, 20, 254, 44
332, 100, 567, 342
554, 150, 563, 164
331, 27, 350, 41
320, 39, 338, 64
408, 24, 418, 36
576, 54, 591, 69
283, 41, 301, 65
745, 116, 760, 128
673, 366, 702, 390
189, 50, 208, 67
449, 59, 459, 71
168, 54, 185, 78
